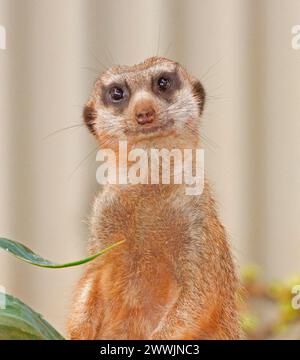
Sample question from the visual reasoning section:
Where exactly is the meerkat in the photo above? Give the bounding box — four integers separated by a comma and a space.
67, 57, 241, 340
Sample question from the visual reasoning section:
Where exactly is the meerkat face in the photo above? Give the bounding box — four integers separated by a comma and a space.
84, 57, 205, 149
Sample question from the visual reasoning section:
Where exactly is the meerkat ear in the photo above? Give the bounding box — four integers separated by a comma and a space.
192, 79, 206, 115
83, 103, 97, 135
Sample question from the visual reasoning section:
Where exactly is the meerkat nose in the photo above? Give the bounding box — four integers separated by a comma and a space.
135, 106, 156, 125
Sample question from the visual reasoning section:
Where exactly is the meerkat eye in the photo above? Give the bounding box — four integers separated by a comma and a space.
157, 77, 171, 91
109, 86, 124, 102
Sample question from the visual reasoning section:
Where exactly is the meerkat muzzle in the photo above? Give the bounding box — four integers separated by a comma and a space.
134, 99, 156, 126
135, 107, 156, 125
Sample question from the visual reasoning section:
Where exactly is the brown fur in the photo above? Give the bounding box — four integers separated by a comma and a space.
67, 57, 240, 339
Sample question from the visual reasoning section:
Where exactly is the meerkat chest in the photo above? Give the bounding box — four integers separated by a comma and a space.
95, 187, 200, 256
95, 188, 199, 295
93, 188, 200, 338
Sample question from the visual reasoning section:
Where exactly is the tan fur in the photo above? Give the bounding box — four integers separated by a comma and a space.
67, 57, 241, 339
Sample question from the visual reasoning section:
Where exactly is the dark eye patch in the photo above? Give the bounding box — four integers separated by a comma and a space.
152, 71, 181, 101
192, 80, 206, 115
101, 82, 130, 110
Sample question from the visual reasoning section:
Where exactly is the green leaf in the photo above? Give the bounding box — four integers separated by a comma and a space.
0, 237, 125, 268
0, 292, 64, 340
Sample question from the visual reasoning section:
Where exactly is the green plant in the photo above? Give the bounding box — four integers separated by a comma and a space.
0, 237, 124, 339
0, 293, 64, 340
0, 238, 124, 268
240, 265, 300, 339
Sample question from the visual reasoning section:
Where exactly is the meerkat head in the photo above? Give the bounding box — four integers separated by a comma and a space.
84, 57, 205, 150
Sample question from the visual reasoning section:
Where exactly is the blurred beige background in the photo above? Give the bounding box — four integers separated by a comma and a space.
0, 0, 299, 335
